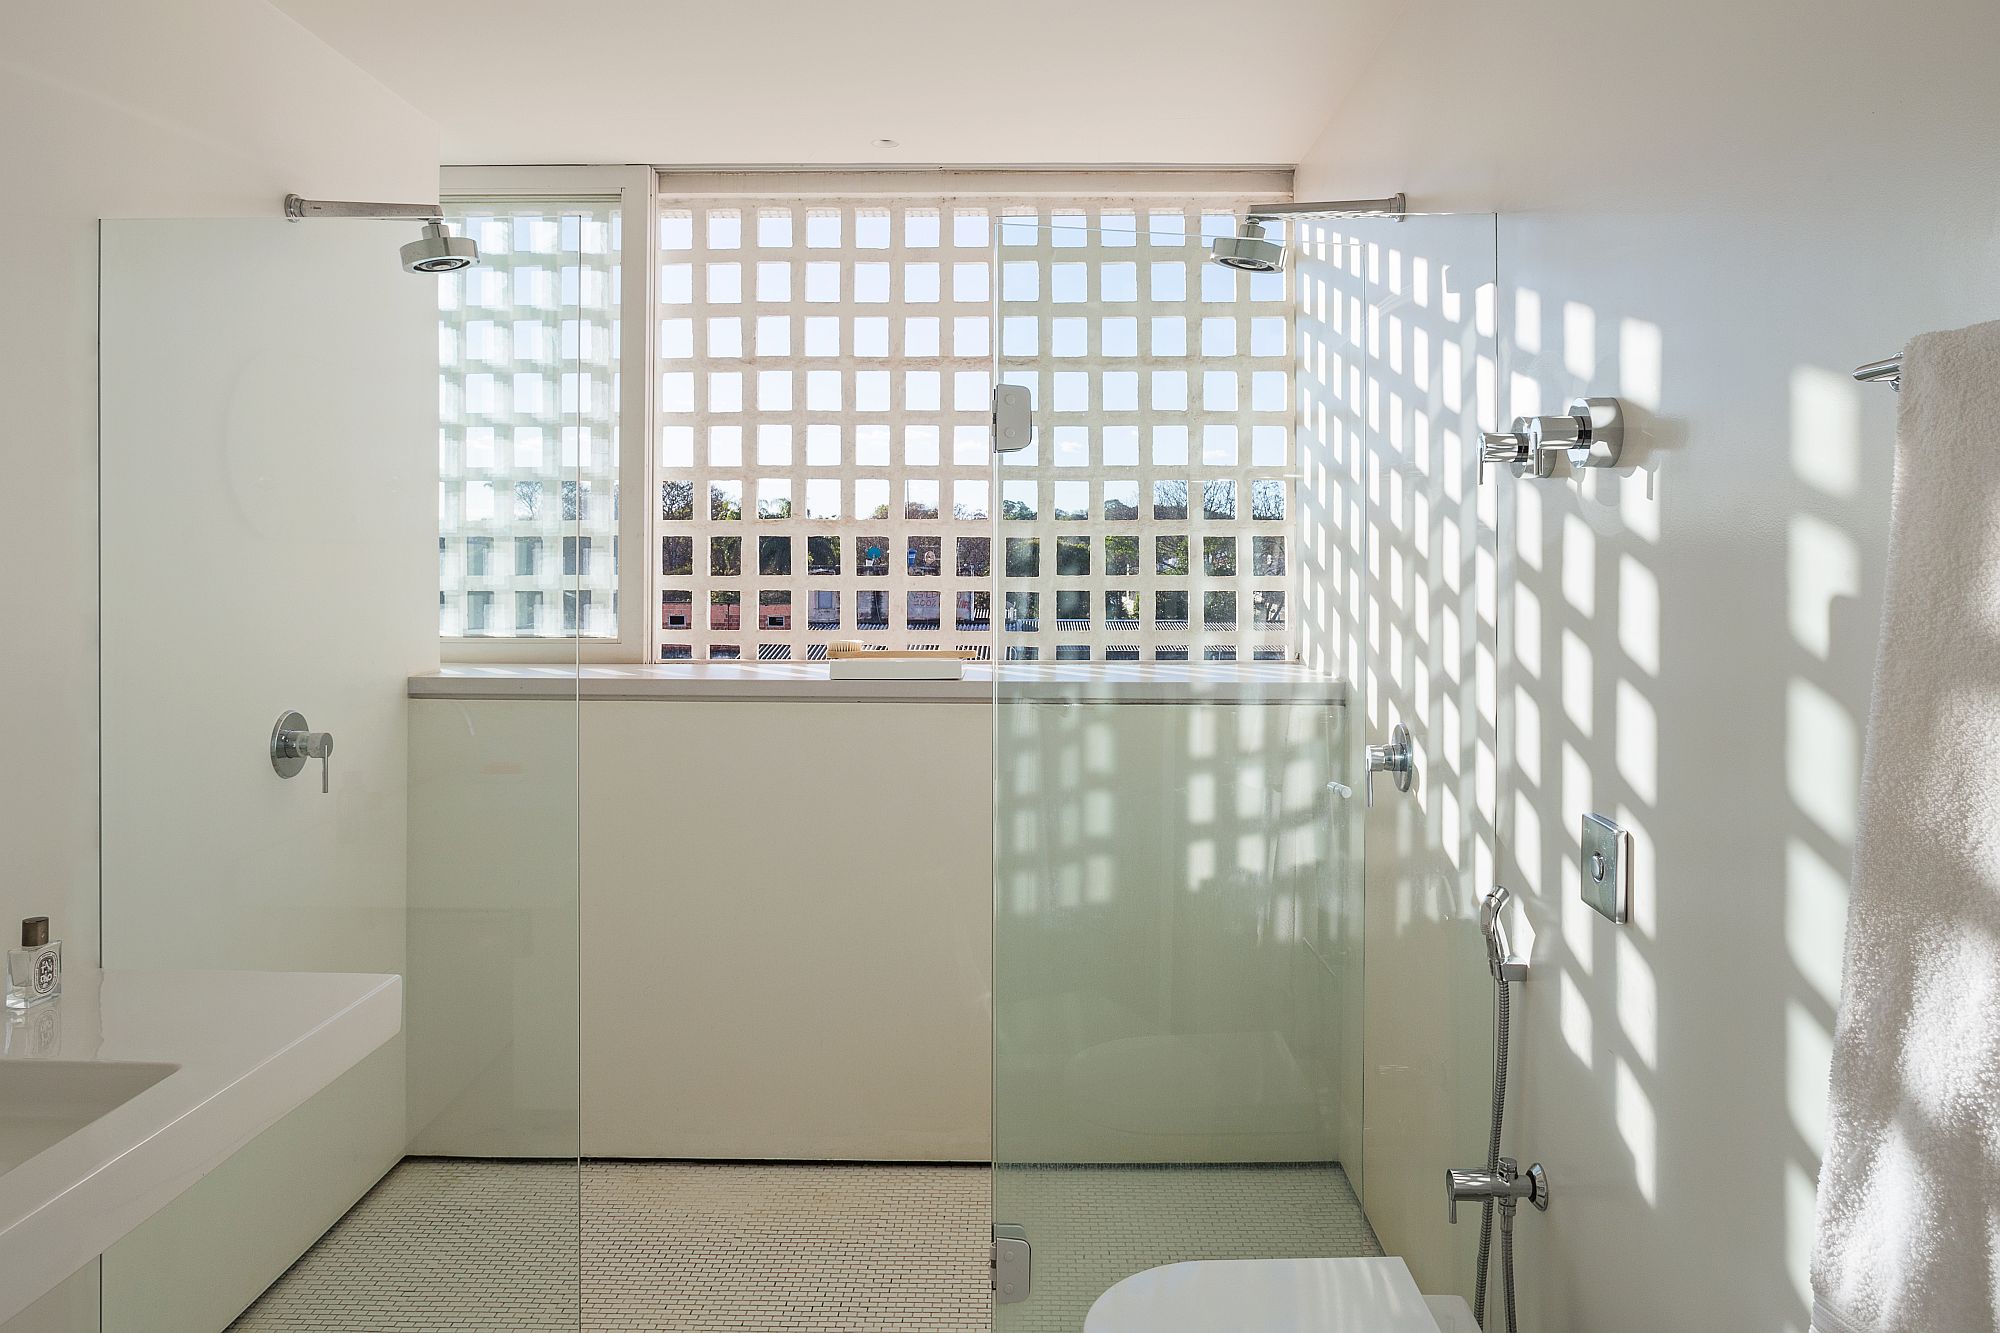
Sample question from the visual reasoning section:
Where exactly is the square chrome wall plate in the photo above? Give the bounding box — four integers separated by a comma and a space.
1580, 813, 1632, 924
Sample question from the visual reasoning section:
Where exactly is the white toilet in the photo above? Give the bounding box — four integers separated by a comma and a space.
1085, 1256, 1478, 1333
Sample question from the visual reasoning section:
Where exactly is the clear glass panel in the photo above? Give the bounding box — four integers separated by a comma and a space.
992, 207, 1499, 1325
1336, 211, 1503, 1308
440, 200, 620, 641
96, 216, 581, 1329
991, 207, 1356, 1332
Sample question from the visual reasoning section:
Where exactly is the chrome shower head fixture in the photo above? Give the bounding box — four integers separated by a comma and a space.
283, 194, 480, 274
399, 222, 479, 274
1206, 193, 1407, 271
1209, 219, 1287, 273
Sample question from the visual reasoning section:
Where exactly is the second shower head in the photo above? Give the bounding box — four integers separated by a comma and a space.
1209, 219, 1287, 273
1206, 194, 1410, 272
285, 194, 481, 274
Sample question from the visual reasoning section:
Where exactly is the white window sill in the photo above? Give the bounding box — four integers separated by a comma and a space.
408, 662, 1348, 705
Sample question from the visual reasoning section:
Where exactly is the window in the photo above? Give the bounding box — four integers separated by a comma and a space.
437, 177, 1291, 663
653, 191, 1293, 663
438, 199, 620, 640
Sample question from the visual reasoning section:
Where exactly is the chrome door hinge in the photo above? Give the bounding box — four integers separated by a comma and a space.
992, 384, 1034, 454
993, 1223, 1032, 1303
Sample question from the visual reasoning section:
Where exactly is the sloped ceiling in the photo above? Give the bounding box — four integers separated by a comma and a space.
270, 0, 1361, 167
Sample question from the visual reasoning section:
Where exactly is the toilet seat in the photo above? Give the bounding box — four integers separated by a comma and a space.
1085, 1256, 1449, 1332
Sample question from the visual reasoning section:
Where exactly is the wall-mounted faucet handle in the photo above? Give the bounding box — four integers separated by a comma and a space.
271, 711, 334, 793
1477, 429, 1531, 482
1479, 399, 1625, 482
1363, 723, 1415, 807
1524, 1161, 1549, 1212
1445, 1158, 1549, 1223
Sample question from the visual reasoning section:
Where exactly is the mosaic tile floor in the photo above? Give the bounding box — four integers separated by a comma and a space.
996, 1162, 1381, 1333
230, 1158, 1377, 1332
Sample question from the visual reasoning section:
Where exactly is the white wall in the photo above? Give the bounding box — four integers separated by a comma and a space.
1296, 1, 2000, 1328
408, 696, 994, 1161
0, 5, 438, 1328
407, 690, 1358, 1168
405, 698, 580, 1156
583, 699, 994, 1161
0, 0, 439, 970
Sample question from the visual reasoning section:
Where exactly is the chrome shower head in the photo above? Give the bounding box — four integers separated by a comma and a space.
400, 221, 479, 274
1208, 218, 1286, 273
285, 196, 482, 274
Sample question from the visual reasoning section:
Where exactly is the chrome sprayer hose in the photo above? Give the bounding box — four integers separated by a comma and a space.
1475, 976, 1512, 1329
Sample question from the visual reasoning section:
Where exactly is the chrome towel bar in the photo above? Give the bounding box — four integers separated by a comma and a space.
1853, 356, 1902, 390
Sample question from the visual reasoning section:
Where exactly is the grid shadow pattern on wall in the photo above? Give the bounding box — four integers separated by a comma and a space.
656, 195, 1294, 662
1294, 214, 1503, 1296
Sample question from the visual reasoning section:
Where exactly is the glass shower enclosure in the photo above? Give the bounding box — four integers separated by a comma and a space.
95, 206, 594, 1331
84, 191, 1498, 1333
989, 204, 1501, 1326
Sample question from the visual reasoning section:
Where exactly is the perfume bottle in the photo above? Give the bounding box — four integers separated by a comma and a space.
6, 917, 61, 1010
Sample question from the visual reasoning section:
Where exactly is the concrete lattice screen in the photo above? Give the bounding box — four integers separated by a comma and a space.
658, 194, 1296, 662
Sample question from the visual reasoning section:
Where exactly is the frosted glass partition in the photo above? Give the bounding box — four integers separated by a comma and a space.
97, 219, 583, 1330
990, 209, 1366, 1331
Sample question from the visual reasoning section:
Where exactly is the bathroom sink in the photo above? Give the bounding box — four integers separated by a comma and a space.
0, 1060, 178, 1175
0, 970, 401, 1325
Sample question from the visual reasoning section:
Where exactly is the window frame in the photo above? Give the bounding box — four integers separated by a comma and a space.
439, 164, 655, 664
437, 167, 1294, 665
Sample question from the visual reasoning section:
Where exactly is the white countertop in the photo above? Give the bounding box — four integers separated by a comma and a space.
0, 969, 402, 1323
411, 662, 1348, 705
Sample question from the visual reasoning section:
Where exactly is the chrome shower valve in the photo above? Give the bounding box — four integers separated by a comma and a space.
1478, 397, 1624, 481
1478, 429, 1535, 479
1446, 1158, 1550, 1224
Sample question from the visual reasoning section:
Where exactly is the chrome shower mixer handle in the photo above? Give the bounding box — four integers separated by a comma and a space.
1478, 397, 1625, 481
271, 711, 334, 793
1363, 723, 1414, 806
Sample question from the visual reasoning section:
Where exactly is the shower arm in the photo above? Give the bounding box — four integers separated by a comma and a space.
284, 194, 444, 223
1244, 193, 1407, 224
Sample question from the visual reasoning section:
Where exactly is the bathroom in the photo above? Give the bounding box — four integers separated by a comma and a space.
3, 1, 1998, 1330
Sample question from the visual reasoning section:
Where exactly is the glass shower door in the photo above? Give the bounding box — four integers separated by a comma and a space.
95, 205, 597, 1330
989, 204, 1366, 1331
1330, 209, 1502, 1308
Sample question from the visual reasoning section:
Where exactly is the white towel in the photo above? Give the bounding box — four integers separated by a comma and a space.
1813, 319, 2000, 1333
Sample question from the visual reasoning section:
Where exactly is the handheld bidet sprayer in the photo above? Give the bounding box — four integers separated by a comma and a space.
1481, 886, 1528, 983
